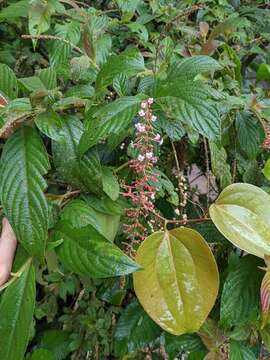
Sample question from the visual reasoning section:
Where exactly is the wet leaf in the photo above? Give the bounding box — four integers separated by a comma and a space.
210, 183, 270, 258
133, 228, 219, 335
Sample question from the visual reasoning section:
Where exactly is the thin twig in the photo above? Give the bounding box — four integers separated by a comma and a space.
203, 137, 210, 211
21, 34, 84, 55
150, 209, 211, 225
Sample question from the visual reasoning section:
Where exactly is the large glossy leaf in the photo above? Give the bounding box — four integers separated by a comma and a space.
154, 80, 221, 140
0, 63, 18, 99
0, 126, 50, 259
133, 228, 219, 335
0, 260, 36, 360
114, 300, 161, 357
55, 221, 139, 278
96, 48, 144, 89
52, 115, 103, 194
35, 110, 64, 141
78, 96, 141, 156
210, 183, 270, 258
167, 56, 221, 82
61, 199, 120, 242
220, 255, 263, 327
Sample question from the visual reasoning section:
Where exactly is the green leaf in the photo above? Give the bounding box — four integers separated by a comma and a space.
55, 222, 139, 278
154, 80, 221, 140
28, 349, 57, 360
113, 73, 128, 96
0, 0, 29, 21
210, 183, 270, 258
116, 0, 140, 21
35, 110, 64, 141
263, 157, 270, 181
209, 141, 232, 189
167, 56, 221, 82
102, 167, 120, 201
229, 340, 256, 360
96, 48, 145, 89
220, 255, 263, 327
40, 330, 71, 360
37, 67, 57, 90
78, 96, 141, 155
133, 228, 219, 335
235, 111, 264, 159
61, 199, 120, 242
0, 127, 50, 259
29, 0, 56, 45
0, 63, 18, 99
18, 76, 46, 93
114, 300, 161, 357
0, 260, 36, 360
257, 64, 270, 83
52, 115, 103, 194
164, 333, 206, 360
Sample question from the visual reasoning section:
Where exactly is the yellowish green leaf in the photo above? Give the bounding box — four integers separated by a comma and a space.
210, 183, 270, 258
133, 228, 219, 335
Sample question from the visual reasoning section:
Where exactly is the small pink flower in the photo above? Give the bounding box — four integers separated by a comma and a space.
150, 193, 155, 200
146, 152, 153, 159
148, 98, 154, 104
159, 138, 163, 145
151, 115, 157, 122
138, 154, 145, 162
138, 110, 146, 117
151, 156, 158, 163
141, 101, 148, 109
154, 134, 161, 141
135, 123, 146, 132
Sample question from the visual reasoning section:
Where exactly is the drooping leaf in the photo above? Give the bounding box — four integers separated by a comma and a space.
18, 76, 46, 93
235, 111, 264, 159
133, 228, 219, 335
28, 0, 56, 45
220, 255, 263, 327
55, 221, 139, 278
0, 63, 18, 99
0, 260, 36, 360
154, 80, 221, 140
0, 126, 50, 259
114, 300, 161, 357
167, 56, 221, 82
96, 48, 145, 89
37, 67, 57, 90
78, 96, 141, 156
113, 73, 128, 96
52, 115, 103, 194
210, 183, 270, 258
102, 167, 120, 201
61, 199, 120, 242
257, 63, 270, 83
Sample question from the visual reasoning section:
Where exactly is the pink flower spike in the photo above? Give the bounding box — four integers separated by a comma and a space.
148, 97, 154, 104
151, 115, 157, 122
137, 154, 145, 162
138, 110, 146, 117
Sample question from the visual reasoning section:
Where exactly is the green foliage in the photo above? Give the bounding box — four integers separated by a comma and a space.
0, 0, 270, 358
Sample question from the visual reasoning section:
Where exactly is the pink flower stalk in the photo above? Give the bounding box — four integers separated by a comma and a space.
122, 98, 163, 255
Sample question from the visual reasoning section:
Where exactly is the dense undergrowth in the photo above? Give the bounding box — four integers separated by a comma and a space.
0, 0, 270, 359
